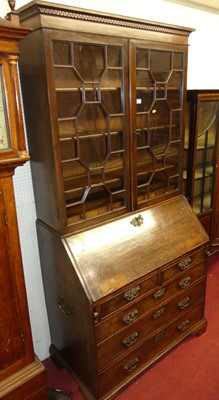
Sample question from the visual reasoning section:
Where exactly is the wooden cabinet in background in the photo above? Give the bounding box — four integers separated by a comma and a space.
0, 12, 47, 400
184, 90, 219, 253
17, 2, 208, 399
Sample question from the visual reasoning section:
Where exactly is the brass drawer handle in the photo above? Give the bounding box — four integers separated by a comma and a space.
178, 257, 192, 271
178, 276, 191, 289
124, 285, 141, 301
123, 308, 139, 324
93, 310, 99, 323
154, 330, 165, 343
124, 356, 139, 372
122, 331, 139, 347
153, 307, 165, 320
130, 214, 144, 227
177, 318, 190, 332
154, 287, 166, 300
178, 296, 190, 310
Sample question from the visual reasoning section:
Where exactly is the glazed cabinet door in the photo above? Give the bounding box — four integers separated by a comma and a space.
44, 31, 130, 231
130, 41, 187, 209
185, 97, 219, 215
0, 184, 25, 379
184, 91, 219, 249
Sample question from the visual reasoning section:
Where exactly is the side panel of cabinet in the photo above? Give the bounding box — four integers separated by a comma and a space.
19, 30, 62, 233
0, 184, 25, 373
36, 221, 97, 397
0, 178, 34, 381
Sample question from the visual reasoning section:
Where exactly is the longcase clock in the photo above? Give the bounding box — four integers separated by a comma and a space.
0, 9, 48, 400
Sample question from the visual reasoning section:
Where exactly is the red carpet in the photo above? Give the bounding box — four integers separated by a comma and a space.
44, 252, 219, 400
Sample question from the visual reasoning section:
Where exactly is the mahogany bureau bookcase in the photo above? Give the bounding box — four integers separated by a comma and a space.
17, 2, 209, 399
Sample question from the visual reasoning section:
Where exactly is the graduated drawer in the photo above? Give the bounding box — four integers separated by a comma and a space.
96, 278, 206, 369
95, 261, 206, 343
161, 247, 206, 283
97, 300, 205, 398
98, 273, 159, 318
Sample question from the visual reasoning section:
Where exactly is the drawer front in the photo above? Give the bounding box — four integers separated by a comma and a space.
95, 261, 206, 343
97, 301, 205, 398
99, 273, 158, 318
161, 248, 206, 283
96, 278, 206, 369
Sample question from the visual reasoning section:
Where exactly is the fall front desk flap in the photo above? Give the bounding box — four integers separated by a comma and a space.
63, 195, 209, 303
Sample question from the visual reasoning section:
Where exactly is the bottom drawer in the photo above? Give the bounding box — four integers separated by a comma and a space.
97, 301, 205, 398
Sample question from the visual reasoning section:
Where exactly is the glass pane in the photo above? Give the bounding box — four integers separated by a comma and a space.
53, 41, 71, 65
0, 66, 9, 150
136, 49, 149, 69
198, 101, 219, 136
165, 142, 180, 175
136, 129, 149, 148
54, 68, 82, 88
136, 90, 153, 112
136, 70, 154, 89
150, 127, 169, 156
150, 50, 171, 81
109, 115, 123, 131
150, 100, 170, 128
167, 71, 182, 109
107, 47, 122, 67
137, 148, 154, 173
173, 52, 183, 69
110, 131, 123, 152
150, 171, 168, 196
101, 90, 122, 114
56, 91, 81, 118
60, 138, 77, 160
73, 44, 104, 81
101, 69, 122, 88
194, 99, 219, 214
194, 179, 202, 214
203, 176, 213, 211
77, 104, 106, 135
58, 120, 76, 138
172, 111, 182, 141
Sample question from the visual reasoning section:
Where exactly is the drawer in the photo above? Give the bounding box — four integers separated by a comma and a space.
97, 300, 205, 398
98, 273, 159, 318
155, 260, 206, 304
161, 247, 206, 283
95, 261, 206, 342
96, 278, 206, 369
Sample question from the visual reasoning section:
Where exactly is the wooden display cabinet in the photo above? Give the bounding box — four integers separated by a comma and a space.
17, 0, 194, 235
17, 2, 209, 399
0, 10, 48, 400
184, 90, 219, 253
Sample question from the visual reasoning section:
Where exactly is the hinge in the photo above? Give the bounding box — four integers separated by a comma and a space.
4, 212, 8, 225
21, 332, 25, 343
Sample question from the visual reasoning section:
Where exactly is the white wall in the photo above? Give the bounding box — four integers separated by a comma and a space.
1, 0, 219, 361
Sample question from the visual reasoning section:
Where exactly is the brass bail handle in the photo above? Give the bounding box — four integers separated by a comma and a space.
130, 214, 144, 227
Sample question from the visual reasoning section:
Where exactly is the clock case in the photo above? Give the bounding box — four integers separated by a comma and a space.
0, 11, 48, 400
